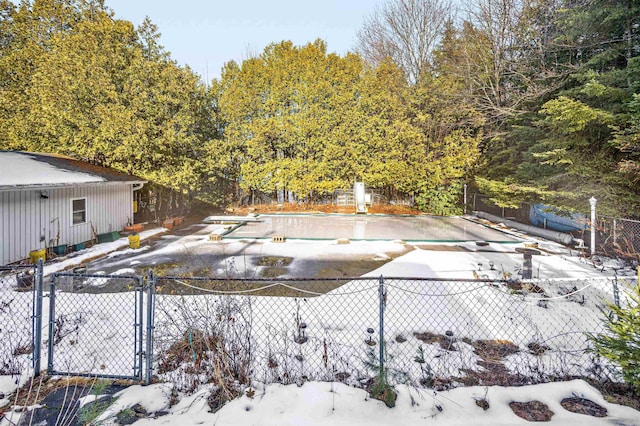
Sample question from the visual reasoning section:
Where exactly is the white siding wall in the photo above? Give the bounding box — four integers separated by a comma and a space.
0, 183, 134, 265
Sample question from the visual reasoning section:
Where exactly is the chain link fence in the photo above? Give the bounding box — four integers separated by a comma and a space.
0, 262, 41, 378
335, 189, 410, 207
2, 269, 637, 392
149, 274, 637, 392
381, 275, 636, 387
598, 216, 640, 257
151, 277, 381, 392
471, 193, 531, 223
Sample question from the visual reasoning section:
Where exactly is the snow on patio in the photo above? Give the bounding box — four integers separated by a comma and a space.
42, 227, 167, 276
1, 215, 639, 425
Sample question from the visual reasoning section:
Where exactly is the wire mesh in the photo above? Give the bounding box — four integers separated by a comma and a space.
471, 193, 530, 222
0, 264, 37, 377
152, 277, 380, 392
150, 275, 635, 391
10, 270, 634, 388
471, 195, 640, 260
383, 276, 636, 388
602, 217, 640, 256
48, 272, 143, 379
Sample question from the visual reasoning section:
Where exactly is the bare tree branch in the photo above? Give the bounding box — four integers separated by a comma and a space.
357, 0, 452, 83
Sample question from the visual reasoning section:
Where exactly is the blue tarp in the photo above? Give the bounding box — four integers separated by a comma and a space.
529, 204, 588, 233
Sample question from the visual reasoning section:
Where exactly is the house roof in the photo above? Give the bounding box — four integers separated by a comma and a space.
0, 151, 146, 190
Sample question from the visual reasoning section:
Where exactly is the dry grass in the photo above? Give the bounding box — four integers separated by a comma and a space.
587, 380, 640, 411
472, 339, 520, 360
155, 326, 247, 410
227, 203, 422, 216
157, 329, 221, 375
457, 339, 526, 387
3, 376, 133, 415
11, 343, 33, 357
527, 342, 551, 355
414, 332, 458, 351
509, 400, 554, 421
560, 397, 607, 417
505, 281, 547, 294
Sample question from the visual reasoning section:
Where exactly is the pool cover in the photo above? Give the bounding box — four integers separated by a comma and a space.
226, 214, 520, 242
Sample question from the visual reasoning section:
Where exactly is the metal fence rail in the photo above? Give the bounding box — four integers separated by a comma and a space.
2, 269, 637, 391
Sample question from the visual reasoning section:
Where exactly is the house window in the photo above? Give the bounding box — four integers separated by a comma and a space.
72, 198, 86, 225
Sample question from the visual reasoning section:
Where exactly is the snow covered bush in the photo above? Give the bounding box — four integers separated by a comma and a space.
155, 294, 253, 402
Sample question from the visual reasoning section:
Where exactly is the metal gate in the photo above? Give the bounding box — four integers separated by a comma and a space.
47, 272, 145, 380
0, 262, 42, 376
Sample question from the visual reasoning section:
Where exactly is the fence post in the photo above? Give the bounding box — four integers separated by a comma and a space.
33, 259, 44, 375
589, 197, 597, 256
613, 276, 620, 308
378, 275, 386, 379
463, 184, 467, 215
135, 276, 144, 381
47, 274, 56, 374
144, 270, 156, 385
522, 252, 533, 280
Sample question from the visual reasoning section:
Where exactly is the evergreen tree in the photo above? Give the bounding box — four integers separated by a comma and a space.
0, 1, 225, 207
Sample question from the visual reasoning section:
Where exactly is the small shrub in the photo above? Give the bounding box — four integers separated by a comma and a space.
115, 407, 137, 425
369, 374, 397, 408
588, 284, 640, 394
363, 346, 409, 385
91, 379, 110, 395
362, 346, 399, 407
77, 379, 115, 424
77, 397, 114, 425
414, 346, 434, 387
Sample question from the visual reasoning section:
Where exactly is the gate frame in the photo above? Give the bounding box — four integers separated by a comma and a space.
0, 261, 42, 375
46, 272, 145, 381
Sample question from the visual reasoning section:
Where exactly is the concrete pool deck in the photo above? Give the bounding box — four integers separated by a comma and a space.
225, 214, 521, 242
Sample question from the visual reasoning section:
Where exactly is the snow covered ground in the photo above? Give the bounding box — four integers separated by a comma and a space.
1, 216, 639, 425
42, 227, 167, 276
96, 379, 640, 425
3, 378, 639, 425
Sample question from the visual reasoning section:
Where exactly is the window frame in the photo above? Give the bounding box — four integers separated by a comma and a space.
71, 197, 87, 226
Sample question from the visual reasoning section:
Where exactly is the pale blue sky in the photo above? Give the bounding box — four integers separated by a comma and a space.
104, 1, 386, 81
